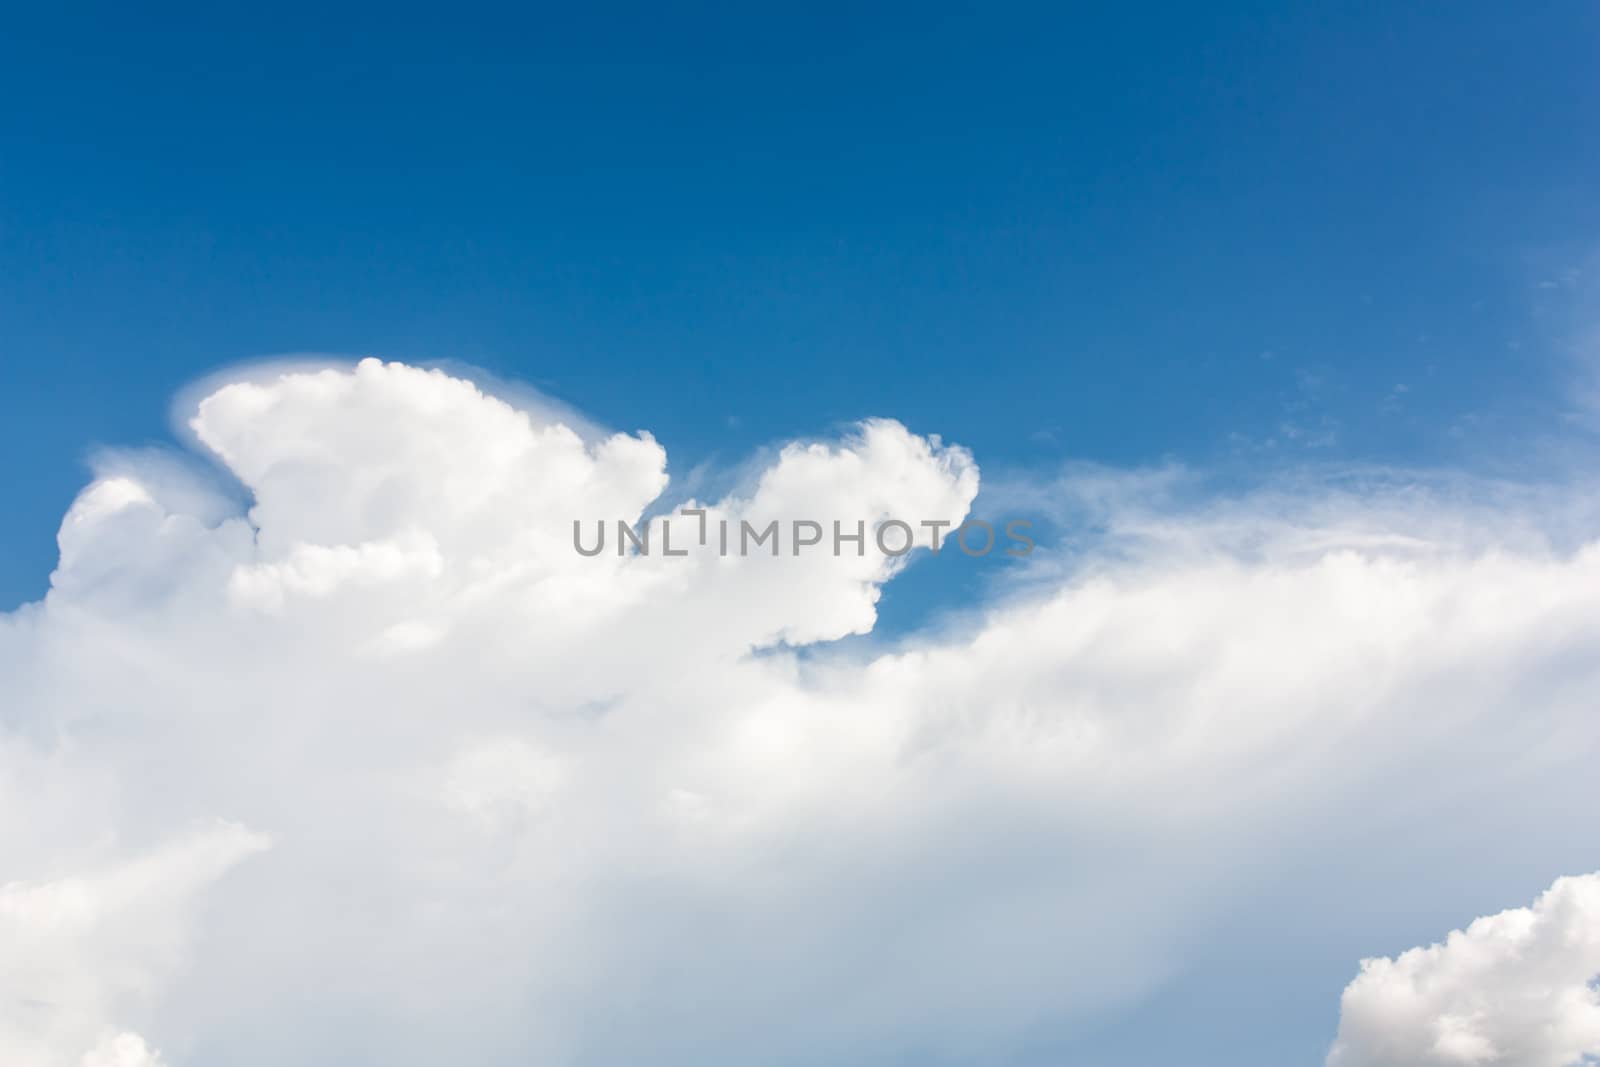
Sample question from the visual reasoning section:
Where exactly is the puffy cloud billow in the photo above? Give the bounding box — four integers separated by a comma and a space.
1328, 872, 1600, 1067
3, 358, 1600, 1065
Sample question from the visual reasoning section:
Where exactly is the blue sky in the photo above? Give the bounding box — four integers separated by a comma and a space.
5, 8, 1600, 1067
5, 2, 1598, 609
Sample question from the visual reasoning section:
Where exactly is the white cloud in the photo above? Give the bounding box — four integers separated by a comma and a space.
4, 358, 1600, 1064
1327, 872, 1600, 1067
80, 1033, 167, 1067
0, 823, 267, 1067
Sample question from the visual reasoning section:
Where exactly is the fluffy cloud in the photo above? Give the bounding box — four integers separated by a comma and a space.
1327, 872, 1600, 1067
4, 358, 1600, 1065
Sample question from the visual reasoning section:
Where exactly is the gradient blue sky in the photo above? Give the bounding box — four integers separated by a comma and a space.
4, 2, 1598, 612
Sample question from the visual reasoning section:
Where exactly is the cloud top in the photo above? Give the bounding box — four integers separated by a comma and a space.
1328, 872, 1600, 1067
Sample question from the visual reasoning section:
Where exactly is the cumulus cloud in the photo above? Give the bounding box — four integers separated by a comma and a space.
4, 358, 1600, 1065
1327, 872, 1600, 1067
